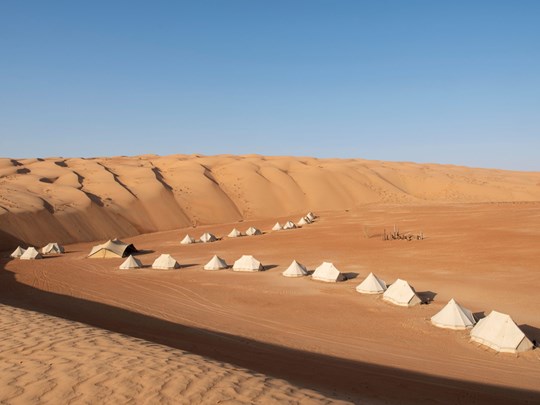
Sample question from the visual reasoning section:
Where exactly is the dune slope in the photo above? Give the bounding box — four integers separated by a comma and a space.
1, 155, 539, 250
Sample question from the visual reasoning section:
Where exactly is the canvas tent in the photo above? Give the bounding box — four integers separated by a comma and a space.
204, 255, 228, 270
470, 310, 533, 353
10, 246, 26, 258
312, 262, 345, 282
272, 222, 283, 231
152, 254, 180, 269
382, 279, 422, 307
283, 221, 296, 230
233, 255, 263, 272
356, 272, 387, 294
297, 217, 311, 226
180, 234, 196, 245
246, 227, 262, 236
431, 299, 476, 330
200, 232, 217, 243
228, 228, 242, 238
282, 260, 308, 277
119, 255, 142, 269
42, 242, 65, 254
20, 247, 43, 260
306, 212, 316, 221
88, 239, 137, 259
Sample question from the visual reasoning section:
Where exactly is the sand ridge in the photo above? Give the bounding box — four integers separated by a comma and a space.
1, 154, 539, 250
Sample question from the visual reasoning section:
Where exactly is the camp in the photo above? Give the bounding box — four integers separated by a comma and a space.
306, 212, 316, 221
312, 262, 345, 282
10, 246, 26, 258
283, 221, 296, 230
152, 254, 180, 269
228, 228, 242, 238
282, 260, 308, 277
204, 255, 228, 270
356, 272, 387, 294
245, 227, 262, 236
42, 242, 65, 254
200, 232, 217, 243
180, 234, 196, 245
88, 239, 137, 258
470, 310, 533, 353
272, 222, 283, 231
20, 247, 43, 260
382, 279, 422, 307
431, 299, 476, 330
119, 255, 142, 269
233, 255, 263, 272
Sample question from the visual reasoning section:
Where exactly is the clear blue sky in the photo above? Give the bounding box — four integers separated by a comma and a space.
1, 1, 539, 170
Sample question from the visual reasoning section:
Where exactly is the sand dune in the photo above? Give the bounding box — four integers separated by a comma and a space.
0, 304, 342, 405
1, 155, 539, 250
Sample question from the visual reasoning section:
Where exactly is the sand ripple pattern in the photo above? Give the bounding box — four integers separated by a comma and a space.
0, 304, 346, 405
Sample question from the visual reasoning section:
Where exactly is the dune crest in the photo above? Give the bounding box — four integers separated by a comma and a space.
1, 155, 539, 250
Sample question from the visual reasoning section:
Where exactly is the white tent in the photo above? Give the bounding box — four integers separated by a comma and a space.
272, 222, 283, 231
200, 232, 217, 243
431, 299, 476, 330
228, 228, 242, 238
180, 234, 196, 245
382, 279, 422, 307
297, 217, 310, 226
282, 260, 308, 277
470, 310, 533, 353
119, 255, 142, 269
246, 227, 262, 236
233, 255, 263, 272
42, 242, 65, 254
20, 247, 43, 260
306, 212, 316, 221
356, 272, 387, 294
204, 255, 228, 270
88, 239, 137, 258
10, 246, 26, 258
152, 254, 180, 269
283, 221, 296, 230
312, 262, 345, 282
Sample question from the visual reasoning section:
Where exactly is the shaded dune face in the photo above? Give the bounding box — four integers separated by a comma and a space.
1, 155, 539, 250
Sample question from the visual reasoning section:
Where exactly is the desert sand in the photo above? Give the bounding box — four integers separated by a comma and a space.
1, 155, 540, 404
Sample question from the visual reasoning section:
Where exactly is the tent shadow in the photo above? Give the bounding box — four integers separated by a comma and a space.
417, 291, 437, 304
519, 325, 540, 345
263, 264, 279, 271
473, 311, 486, 321
343, 272, 359, 280
181, 263, 199, 269
135, 249, 156, 256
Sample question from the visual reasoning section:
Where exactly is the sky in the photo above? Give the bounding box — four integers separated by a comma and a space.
1, 1, 539, 170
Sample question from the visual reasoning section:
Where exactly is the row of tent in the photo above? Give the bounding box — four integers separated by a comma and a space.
10, 243, 65, 260
116, 252, 534, 354
181, 212, 317, 245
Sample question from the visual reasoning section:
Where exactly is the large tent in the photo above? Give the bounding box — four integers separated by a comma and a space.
312, 262, 345, 282
283, 221, 296, 230
152, 254, 180, 269
228, 228, 242, 238
88, 239, 137, 259
282, 260, 308, 277
382, 279, 422, 307
245, 227, 262, 236
10, 246, 26, 258
356, 272, 387, 294
119, 255, 143, 269
470, 310, 533, 353
272, 222, 283, 231
180, 234, 196, 245
200, 232, 217, 243
42, 242, 65, 254
204, 255, 228, 270
431, 299, 476, 330
233, 255, 263, 272
20, 247, 43, 260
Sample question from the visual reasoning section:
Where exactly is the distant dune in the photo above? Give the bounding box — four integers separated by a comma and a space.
1, 154, 539, 250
